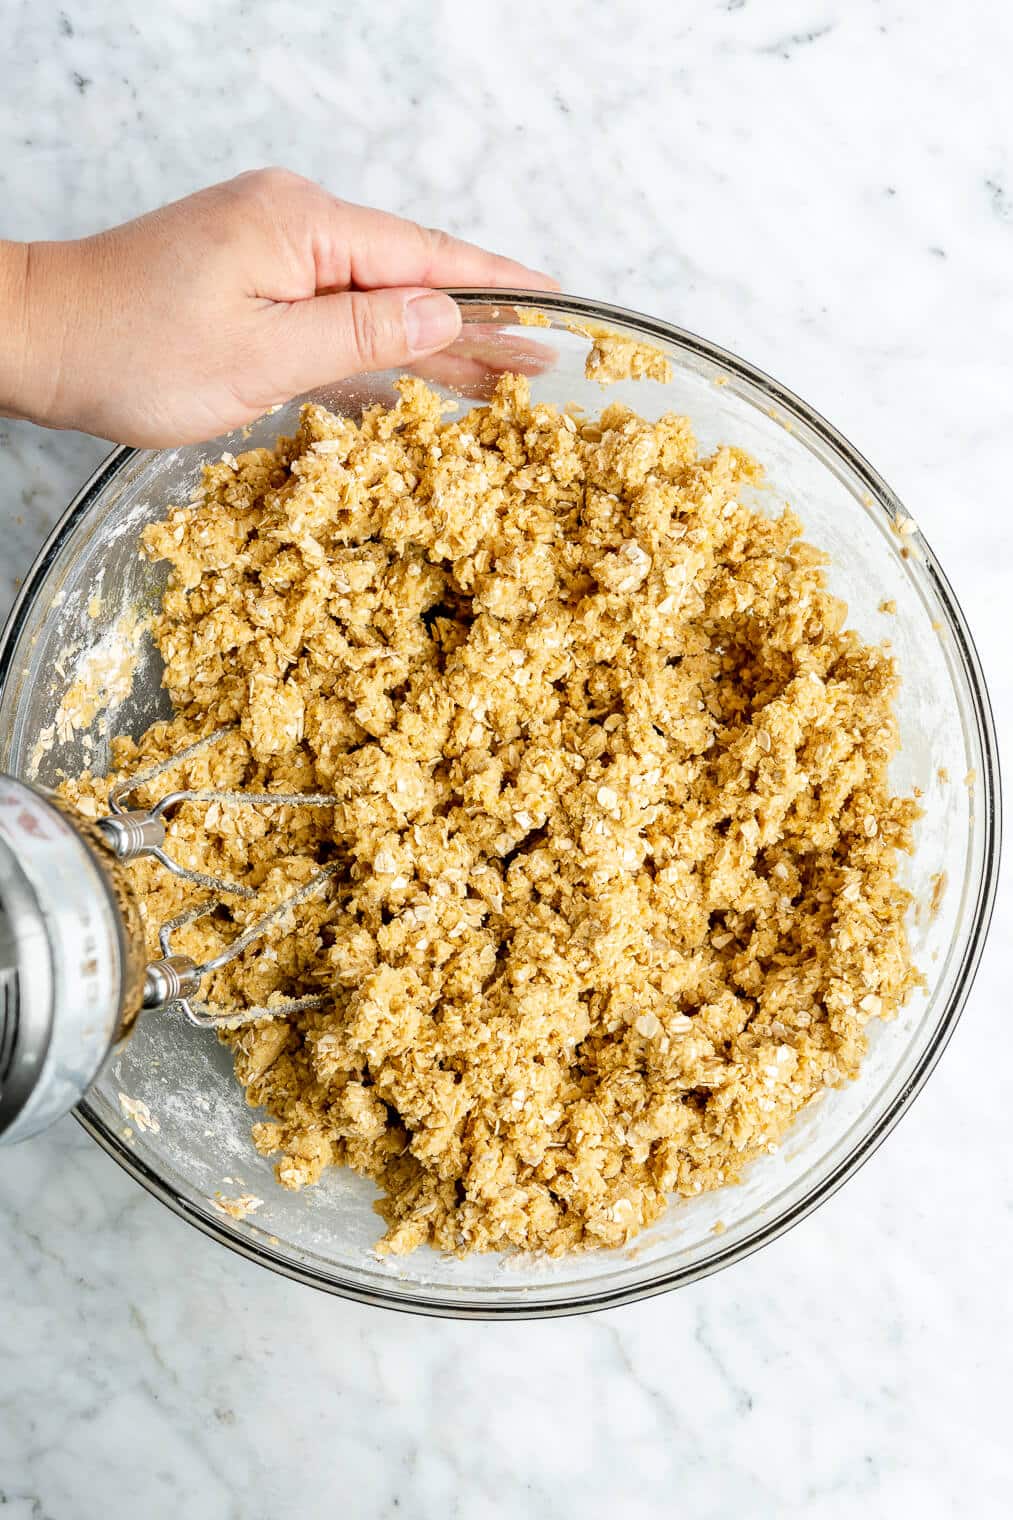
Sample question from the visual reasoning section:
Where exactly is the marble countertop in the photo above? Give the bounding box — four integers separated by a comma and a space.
2, 2, 1010, 1516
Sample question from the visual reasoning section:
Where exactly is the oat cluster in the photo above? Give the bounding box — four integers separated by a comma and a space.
67, 374, 919, 1256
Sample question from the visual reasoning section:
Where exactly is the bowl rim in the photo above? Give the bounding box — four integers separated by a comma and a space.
0, 289, 1001, 1319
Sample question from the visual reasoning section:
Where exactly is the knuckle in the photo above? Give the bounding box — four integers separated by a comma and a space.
351, 297, 387, 367
258, 164, 299, 188
423, 224, 453, 260
239, 165, 305, 200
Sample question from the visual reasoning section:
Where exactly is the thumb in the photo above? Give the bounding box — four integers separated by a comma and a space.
269, 286, 462, 390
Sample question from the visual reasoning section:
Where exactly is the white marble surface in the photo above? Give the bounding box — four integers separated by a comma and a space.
1, 2, 1011, 1515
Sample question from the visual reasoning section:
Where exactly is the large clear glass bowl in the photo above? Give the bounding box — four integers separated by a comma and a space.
0, 293, 1000, 1318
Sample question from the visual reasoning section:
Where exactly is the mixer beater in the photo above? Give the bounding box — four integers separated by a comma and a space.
0, 725, 342, 1142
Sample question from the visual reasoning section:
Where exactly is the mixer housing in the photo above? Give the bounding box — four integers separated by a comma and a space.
0, 776, 132, 1142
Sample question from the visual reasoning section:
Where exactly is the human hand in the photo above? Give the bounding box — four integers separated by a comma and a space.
0, 168, 557, 447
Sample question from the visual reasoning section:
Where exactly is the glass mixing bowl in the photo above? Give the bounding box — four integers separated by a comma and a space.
0, 293, 1000, 1318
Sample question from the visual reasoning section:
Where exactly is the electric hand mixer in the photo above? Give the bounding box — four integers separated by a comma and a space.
0, 726, 339, 1143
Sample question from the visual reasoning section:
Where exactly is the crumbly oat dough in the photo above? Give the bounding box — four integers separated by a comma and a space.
516, 309, 673, 386
214, 1192, 264, 1220
579, 327, 674, 386
65, 375, 920, 1257
55, 609, 150, 744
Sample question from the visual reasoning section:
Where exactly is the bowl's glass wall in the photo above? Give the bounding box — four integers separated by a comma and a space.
0, 297, 995, 1314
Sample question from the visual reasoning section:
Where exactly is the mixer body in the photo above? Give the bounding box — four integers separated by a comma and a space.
0, 776, 136, 1142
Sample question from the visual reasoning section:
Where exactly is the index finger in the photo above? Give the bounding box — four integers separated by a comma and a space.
324, 196, 561, 294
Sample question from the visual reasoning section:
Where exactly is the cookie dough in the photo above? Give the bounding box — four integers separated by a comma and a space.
66, 374, 919, 1256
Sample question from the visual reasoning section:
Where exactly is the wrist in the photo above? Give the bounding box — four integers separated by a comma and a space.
0, 240, 33, 420
0, 238, 83, 429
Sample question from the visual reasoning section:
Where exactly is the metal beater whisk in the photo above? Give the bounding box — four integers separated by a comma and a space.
94, 725, 341, 1029
0, 723, 354, 1143
0, 727, 347, 1141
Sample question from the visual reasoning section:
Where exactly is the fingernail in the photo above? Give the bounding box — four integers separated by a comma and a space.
404, 292, 460, 354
